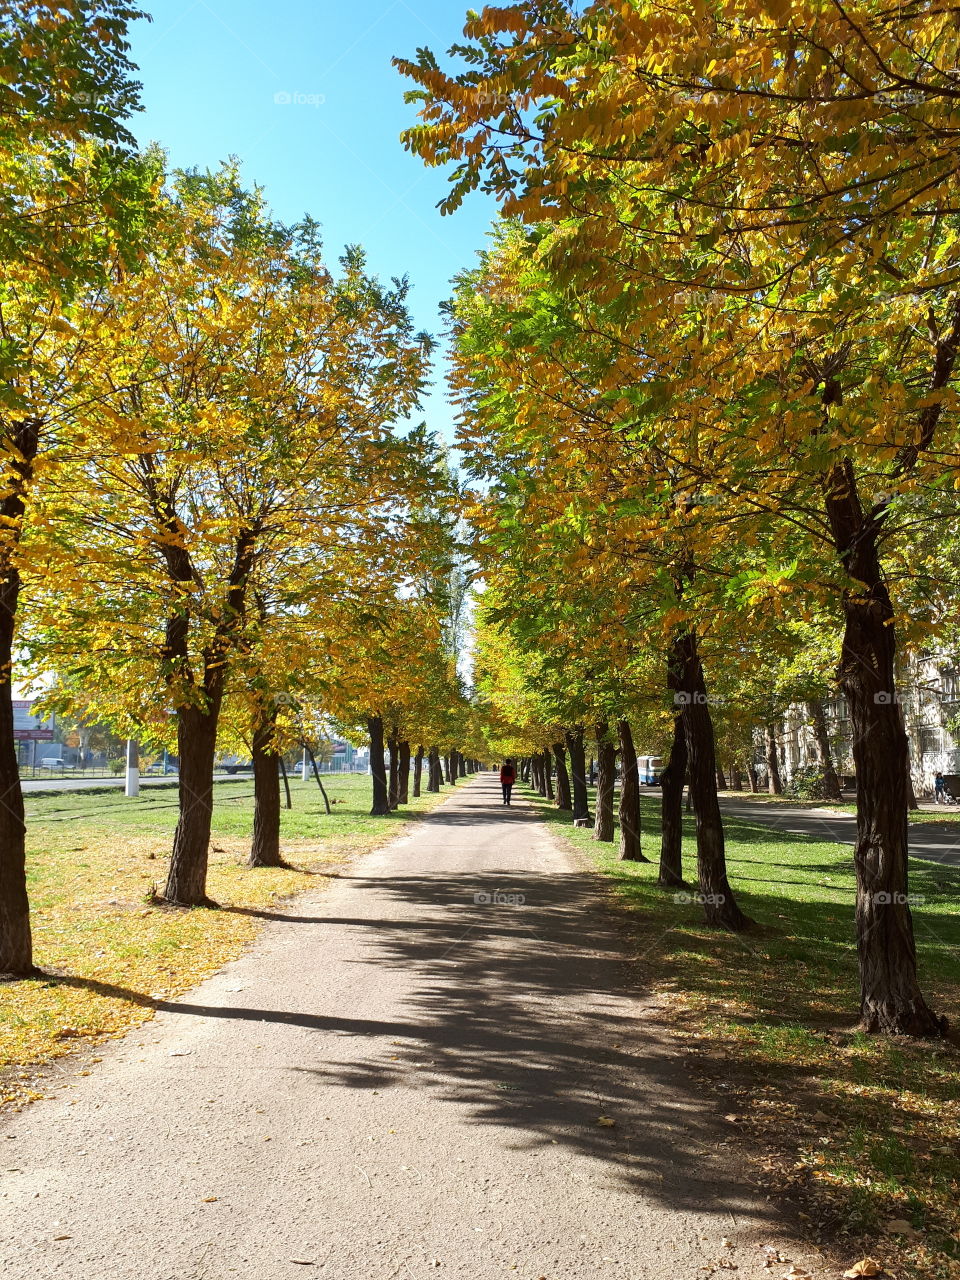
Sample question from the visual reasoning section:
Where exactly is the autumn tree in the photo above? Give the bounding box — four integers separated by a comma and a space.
26, 169, 432, 906
0, 0, 154, 974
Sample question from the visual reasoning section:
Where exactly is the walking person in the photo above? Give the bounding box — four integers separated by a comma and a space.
934, 771, 947, 804
500, 760, 516, 806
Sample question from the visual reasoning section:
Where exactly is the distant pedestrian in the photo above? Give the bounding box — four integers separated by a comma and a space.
935, 772, 947, 803
500, 760, 516, 806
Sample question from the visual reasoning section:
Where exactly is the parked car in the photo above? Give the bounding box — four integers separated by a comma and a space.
39, 757, 71, 769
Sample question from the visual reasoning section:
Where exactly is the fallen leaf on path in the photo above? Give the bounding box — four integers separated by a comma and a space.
596, 1116, 616, 1127
724, 1114, 739, 1123
53, 1235, 72, 1241
721, 1237, 734, 1249
782, 1268, 811, 1280
289, 1260, 315, 1266
202, 1197, 218, 1203
843, 1260, 883, 1279
169, 1049, 191, 1057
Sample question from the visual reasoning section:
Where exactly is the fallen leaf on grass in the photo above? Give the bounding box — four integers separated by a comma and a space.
843, 1260, 883, 1279
884, 1218, 918, 1237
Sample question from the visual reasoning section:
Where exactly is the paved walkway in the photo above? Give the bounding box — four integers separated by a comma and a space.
715, 794, 960, 868
0, 776, 818, 1280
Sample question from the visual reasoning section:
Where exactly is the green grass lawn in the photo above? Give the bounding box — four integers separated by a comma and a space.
525, 784, 960, 1280
2, 772, 460, 1098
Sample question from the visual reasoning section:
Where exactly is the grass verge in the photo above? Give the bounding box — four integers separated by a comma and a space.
1, 773, 459, 1104
525, 784, 960, 1280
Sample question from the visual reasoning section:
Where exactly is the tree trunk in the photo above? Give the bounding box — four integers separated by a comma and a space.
807, 698, 843, 801
617, 720, 647, 861
306, 748, 332, 815
765, 724, 783, 795
413, 746, 424, 798
249, 718, 283, 868
566, 728, 591, 824
164, 703, 221, 905
552, 742, 572, 810
0, 419, 40, 975
659, 711, 687, 888
398, 741, 411, 804
747, 760, 760, 793
368, 715, 390, 815
429, 747, 442, 791
715, 766, 727, 791
388, 733, 400, 810
593, 722, 616, 843
279, 756, 292, 810
823, 455, 944, 1035
729, 764, 743, 791
673, 631, 751, 931
543, 751, 555, 801
458, 752, 467, 778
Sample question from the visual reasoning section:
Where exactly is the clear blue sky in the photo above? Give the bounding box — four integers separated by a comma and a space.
127, 0, 497, 439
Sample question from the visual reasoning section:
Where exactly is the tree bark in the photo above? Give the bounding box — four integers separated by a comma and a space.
673, 631, 751, 931
428, 747, 441, 792
715, 766, 727, 791
458, 752, 467, 778
388, 732, 400, 810
543, 751, 554, 800
368, 716, 390, 815
249, 717, 283, 868
823, 455, 944, 1035
279, 755, 292, 810
765, 724, 783, 795
659, 711, 688, 888
807, 698, 843, 801
164, 703, 221, 905
552, 742, 572, 810
398, 741, 411, 805
0, 419, 40, 975
413, 746, 424, 798
617, 720, 647, 861
306, 748, 332, 814
746, 760, 760, 793
593, 722, 616, 843
566, 728, 591, 824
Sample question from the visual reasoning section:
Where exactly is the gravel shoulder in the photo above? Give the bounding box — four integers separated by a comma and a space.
0, 775, 824, 1280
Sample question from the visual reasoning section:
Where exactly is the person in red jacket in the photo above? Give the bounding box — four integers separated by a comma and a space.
499, 760, 516, 806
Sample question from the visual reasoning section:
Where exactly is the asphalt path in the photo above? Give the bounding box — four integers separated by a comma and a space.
711, 793, 960, 868
0, 775, 819, 1280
